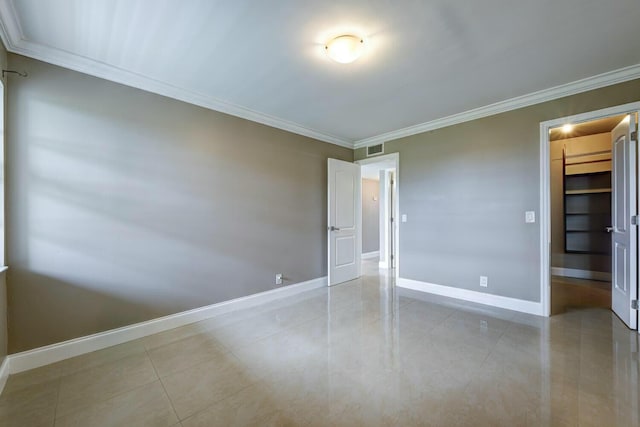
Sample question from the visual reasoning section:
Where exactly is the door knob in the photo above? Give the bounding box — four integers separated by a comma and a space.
329, 226, 341, 231
605, 226, 614, 233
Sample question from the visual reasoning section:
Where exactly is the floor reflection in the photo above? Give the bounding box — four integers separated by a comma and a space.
321, 260, 640, 426
2, 259, 639, 426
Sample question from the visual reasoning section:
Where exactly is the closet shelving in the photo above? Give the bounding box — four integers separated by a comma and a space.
563, 152, 611, 255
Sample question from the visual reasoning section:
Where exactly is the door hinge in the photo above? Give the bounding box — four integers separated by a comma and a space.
632, 300, 639, 310
631, 131, 637, 142
390, 217, 394, 223
633, 216, 639, 226
391, 254, 394, 261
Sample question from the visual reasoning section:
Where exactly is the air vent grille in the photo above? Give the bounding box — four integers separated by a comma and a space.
367, 143, 384, 157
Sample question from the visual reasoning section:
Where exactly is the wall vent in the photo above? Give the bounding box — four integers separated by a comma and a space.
366, 143, 384, 157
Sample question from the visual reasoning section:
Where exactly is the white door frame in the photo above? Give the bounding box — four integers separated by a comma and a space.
539, 101, 640, 320
356, 153, 400, 280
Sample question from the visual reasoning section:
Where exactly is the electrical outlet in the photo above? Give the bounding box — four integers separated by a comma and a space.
275, 273, 283, 285
480, 276, 488, 287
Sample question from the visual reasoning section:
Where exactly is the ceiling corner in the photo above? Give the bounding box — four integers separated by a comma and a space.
0, 0, 24, 52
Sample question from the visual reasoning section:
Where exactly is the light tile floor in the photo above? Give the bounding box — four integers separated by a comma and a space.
1, 260, 639, 426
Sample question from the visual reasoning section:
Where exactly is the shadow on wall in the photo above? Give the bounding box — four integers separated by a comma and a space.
7, 55, 352, 352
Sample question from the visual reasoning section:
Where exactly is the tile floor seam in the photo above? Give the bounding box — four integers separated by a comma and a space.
51, 377, 62, 427
158, 350, 256, 421
221, 313, 327, 354
226, 348, 272, 384
4, 354, 132, 399
54, 355, 160, 421
393, 311, 453, 337
174, 380, 257, 423
51, 376, 62, 426
481, 328, 507, 364
148, 342, 241, 381
458, 331, 506, 397
157, 377, 181, 422
53, 378, 167, 423
144, 347, 165, 380
48, 344, 149, 386
142, 294, 325, 355
143, 328, 230, 354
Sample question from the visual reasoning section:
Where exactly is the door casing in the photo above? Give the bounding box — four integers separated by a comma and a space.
540, 101, 640, 328
355, 153, 400, 280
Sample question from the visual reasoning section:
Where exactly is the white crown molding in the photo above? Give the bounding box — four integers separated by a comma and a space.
354, 63, 640, 148
1, 5, 639, 152
397, 277, 543, 316
0, 6, 353, 149
19, 39, 354, 148
0, 1, 21, 52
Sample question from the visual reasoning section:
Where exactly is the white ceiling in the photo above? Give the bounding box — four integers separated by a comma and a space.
1, 0, 639, 148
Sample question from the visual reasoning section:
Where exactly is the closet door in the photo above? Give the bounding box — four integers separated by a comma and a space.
611, 113, 638, 329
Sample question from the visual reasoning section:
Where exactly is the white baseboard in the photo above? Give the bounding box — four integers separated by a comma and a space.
0, 357, 8, 394
361, 251, 380, 260
3, 276, 327, 381
397, 278, 543, 316
551, 267, 611, 282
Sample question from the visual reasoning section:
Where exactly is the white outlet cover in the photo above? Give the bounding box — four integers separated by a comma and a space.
525, 211, 536, 223
401, 214, 408, 223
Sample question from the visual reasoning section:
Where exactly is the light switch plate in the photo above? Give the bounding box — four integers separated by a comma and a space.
525, 211, 536, 223
480, 276, 488, 287
401, 214, 408, 223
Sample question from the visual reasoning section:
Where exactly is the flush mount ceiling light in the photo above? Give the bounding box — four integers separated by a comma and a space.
325, 35, 364, 64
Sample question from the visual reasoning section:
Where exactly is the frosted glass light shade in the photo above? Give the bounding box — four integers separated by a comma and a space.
325, 35, 364, 64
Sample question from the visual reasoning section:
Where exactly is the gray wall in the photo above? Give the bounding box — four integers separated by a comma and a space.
0, 271, 5, 365
6, 54, 352, 352
0, 39, 7, 366
355, 78, 640, 302
362, 179, 380, 253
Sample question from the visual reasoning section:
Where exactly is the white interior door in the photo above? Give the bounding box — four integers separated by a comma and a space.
611, 113, 638, 329
328, 158, 361, 286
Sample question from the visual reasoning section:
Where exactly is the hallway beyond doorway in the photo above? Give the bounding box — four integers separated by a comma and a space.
551, 276, 611, 315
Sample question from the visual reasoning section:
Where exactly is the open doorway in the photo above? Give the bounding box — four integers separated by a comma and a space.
549, 115, 624, 314
541, 103, 639, 329
327, 153, 399, 287
356, 153, 399, 277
